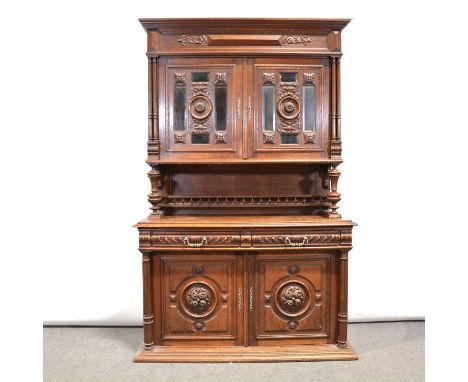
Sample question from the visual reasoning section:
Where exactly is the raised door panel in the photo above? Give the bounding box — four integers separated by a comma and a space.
248, 58, 329, 160
251, 253, 335, 345
160, 58, 242, 160
159, 254, 243, 345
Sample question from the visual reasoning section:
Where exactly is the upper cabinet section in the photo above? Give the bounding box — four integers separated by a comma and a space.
140, 18, 350, 57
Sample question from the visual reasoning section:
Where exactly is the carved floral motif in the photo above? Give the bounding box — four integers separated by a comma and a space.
280, 35, 311, 46
303, 72, 316, 85
279, 283, 307, 314
263, 73, 276, 85
174, 72, 186, 84
184, 283, 213, 315
178, 35, 208, 46
304, 132, 316, 144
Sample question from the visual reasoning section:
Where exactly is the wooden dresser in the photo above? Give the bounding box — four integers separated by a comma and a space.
134, 18, 357, 362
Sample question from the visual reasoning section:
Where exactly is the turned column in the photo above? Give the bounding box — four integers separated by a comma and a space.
142, 253, 154, 350
330, 56, 342, 158
337, 249, 349, 348
147, 56, 160, 158
327, 165, 341, 218
147, 164, 163, 217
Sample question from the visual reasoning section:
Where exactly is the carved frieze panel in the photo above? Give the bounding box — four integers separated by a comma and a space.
178, 35, 208, 46
280, 35, 311, 46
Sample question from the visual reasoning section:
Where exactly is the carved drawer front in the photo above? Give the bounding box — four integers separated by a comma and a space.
252, 254, 332, 345
160, 254, 243, 345
142, 233, 241, 248
251, 232, 343, 248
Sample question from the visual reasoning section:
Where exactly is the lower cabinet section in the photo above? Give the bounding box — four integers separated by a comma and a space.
152, 251, 337, 347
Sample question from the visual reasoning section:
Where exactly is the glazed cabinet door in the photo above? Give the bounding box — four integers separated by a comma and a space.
249, 252, 336, 345
156, 253, 244, 345
160, 58, 243, 160
247, 58, 329, 160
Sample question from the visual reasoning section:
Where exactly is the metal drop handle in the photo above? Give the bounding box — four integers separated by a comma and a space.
183, 236, 208, 248
284, 236, 309, 247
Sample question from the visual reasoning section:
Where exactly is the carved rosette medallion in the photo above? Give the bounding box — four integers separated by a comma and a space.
189, 95, 213, 120
279, 283, 307, 314
178, 35, 208, 46
276, 82, 301, 135
272, 279, 312, 319
189, 81, 213, 135
182, 283, 215, 316
280, 35, 311, 46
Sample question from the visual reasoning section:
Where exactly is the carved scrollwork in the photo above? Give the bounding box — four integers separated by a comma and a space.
178, 35, 208, 46
280, 35, 311, 46
191, 82, 211, 96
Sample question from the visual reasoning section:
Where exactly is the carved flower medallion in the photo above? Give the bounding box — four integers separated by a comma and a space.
189, 95, 213, 120
183, 283, 214, 316
277, 96, 301, 120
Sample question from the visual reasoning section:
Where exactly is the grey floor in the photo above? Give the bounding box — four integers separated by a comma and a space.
44, 322, 424, 382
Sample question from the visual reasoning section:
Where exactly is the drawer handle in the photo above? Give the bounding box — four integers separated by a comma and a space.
183, 236, 208, 248
284, 236, 309, 247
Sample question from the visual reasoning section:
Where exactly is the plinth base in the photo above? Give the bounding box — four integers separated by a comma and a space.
133, 343, 358, 363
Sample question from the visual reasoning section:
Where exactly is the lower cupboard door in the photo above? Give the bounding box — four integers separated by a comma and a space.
158, 253, 244, 346
250, 253, 336, 345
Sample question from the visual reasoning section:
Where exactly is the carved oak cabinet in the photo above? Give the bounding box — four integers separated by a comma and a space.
134, 18, 357, 362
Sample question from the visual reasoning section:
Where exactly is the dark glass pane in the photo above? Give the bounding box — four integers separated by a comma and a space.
281, 134, 298, 144
262, 86, 275, 131
191, 72, 209, 82
280, 72, 297, 82
191, 134, 210, 144
173, 85, 186, 131
303, 85, 316, 131
215, 85, 227, 131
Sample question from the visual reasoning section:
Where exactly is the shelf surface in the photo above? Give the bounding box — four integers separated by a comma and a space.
135, 215, 356, 228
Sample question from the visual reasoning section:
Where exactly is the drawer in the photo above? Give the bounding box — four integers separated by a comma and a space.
140, 232, 241, 248
251, 232, 343, 248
